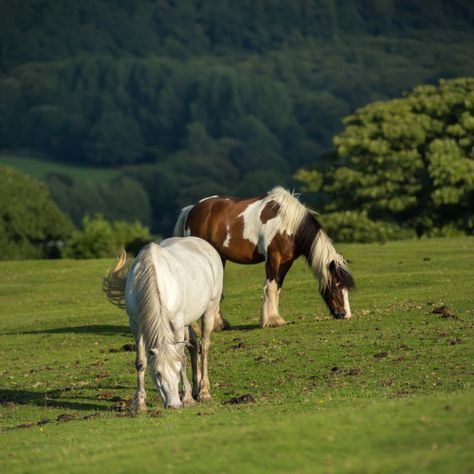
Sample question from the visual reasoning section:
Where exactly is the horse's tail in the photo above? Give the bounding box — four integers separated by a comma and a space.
102, 246, 131, 309
173, 205, 194, 237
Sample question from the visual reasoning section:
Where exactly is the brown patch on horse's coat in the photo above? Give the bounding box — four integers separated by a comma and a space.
186, 196, 265, 264
268, 231, 296, 262
260, 201, 280, 224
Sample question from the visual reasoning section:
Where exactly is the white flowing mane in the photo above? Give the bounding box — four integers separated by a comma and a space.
266, 186, 349, 291
310, 231, 348, 291
265, 186, 308, 236
133, 244, 182, 374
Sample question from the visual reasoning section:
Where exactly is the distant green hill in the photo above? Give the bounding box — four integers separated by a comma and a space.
1, 0, 474, 233
0, 154, 120, 182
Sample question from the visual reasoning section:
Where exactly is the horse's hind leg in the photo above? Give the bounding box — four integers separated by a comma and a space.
198, 305, 215, 402
214, 304, 231, 331
131, 335, 147, 413
180, 327, 196, 408
213, 259, 231, 331
188, 323, 201, 399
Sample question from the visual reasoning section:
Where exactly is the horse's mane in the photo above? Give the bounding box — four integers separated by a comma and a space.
310, 230, 351, 291
265, 186, 308, 237
266, 186, 351, 291
131, 243, 182, 374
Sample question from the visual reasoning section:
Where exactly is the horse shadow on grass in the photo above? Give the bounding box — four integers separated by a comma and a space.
0, 384, 130, 412
9, 324, 131, 337
227, 323, 261, 331
227, 321, 295, 331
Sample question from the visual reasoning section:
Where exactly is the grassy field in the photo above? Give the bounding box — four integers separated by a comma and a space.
0, 237, 473, 473
0, 153, 120, 182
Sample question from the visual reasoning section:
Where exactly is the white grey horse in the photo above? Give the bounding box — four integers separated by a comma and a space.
103, 237, 223, 410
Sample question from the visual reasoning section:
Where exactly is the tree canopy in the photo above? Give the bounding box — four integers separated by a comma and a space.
0, 166, 74, 259
1, 1, 474, 234
296, 78, 474, 240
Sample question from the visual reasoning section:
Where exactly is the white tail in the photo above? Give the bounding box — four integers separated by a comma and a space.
172, 205, 193, 237
102, 246, 130, 309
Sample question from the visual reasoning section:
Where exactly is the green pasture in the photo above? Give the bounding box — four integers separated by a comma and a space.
0, 154, 120, 182
0, 237, 473, 473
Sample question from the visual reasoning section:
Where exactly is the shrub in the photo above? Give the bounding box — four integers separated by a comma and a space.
320, 211, 416, 243
62, 215, 153, 259
0, 166, 74, 260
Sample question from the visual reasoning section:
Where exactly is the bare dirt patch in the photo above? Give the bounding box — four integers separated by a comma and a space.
109, 343, 136, 353
57, 413, 79, 423
432, 305, 456, 319
223, 394, 255, 405
111, 398, 133, 412
346, 368, 360, 376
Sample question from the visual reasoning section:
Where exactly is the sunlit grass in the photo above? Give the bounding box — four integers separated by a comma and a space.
0, 237, 473, 473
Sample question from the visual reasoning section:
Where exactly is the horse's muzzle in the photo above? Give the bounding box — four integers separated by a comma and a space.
166, 401, 183, 410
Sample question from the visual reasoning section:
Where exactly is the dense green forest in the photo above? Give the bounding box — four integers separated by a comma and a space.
1, 0, 474, 235
297, 78, 474, 240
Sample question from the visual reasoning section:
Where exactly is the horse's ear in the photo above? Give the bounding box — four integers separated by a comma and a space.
336, 265, 355, 289
148, 348, 158, 357
341, 268, 355, 289
329, 260, 355, 289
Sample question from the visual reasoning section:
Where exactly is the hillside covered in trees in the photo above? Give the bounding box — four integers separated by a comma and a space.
1, 0, 474, 234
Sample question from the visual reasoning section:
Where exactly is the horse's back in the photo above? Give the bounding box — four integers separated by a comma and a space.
158, 237, 224, 312
178, 196, 258, 236
160, 236, 222, 270
176, 195, 266, 264
126, 237, 224, 330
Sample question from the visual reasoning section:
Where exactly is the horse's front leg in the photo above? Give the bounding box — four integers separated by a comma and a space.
261, 257, 287, 328
131, 335, 147, 413
180, 327, 196, 408
198, 305, 215, 402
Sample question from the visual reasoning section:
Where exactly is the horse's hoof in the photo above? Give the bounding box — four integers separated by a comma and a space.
197, 391, 212, 403
262, 317, 286, 328
131, 401, 147, 414
213, 318, 231, 331
182, 396, 196, 408
213, 322, 224, 331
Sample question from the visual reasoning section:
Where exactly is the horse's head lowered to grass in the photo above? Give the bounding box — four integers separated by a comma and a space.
147, 344, 185, 410
304, 226, 355, 320
320, 259, 355, 319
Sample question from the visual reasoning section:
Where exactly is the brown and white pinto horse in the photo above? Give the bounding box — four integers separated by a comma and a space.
173, 186, 355, 329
